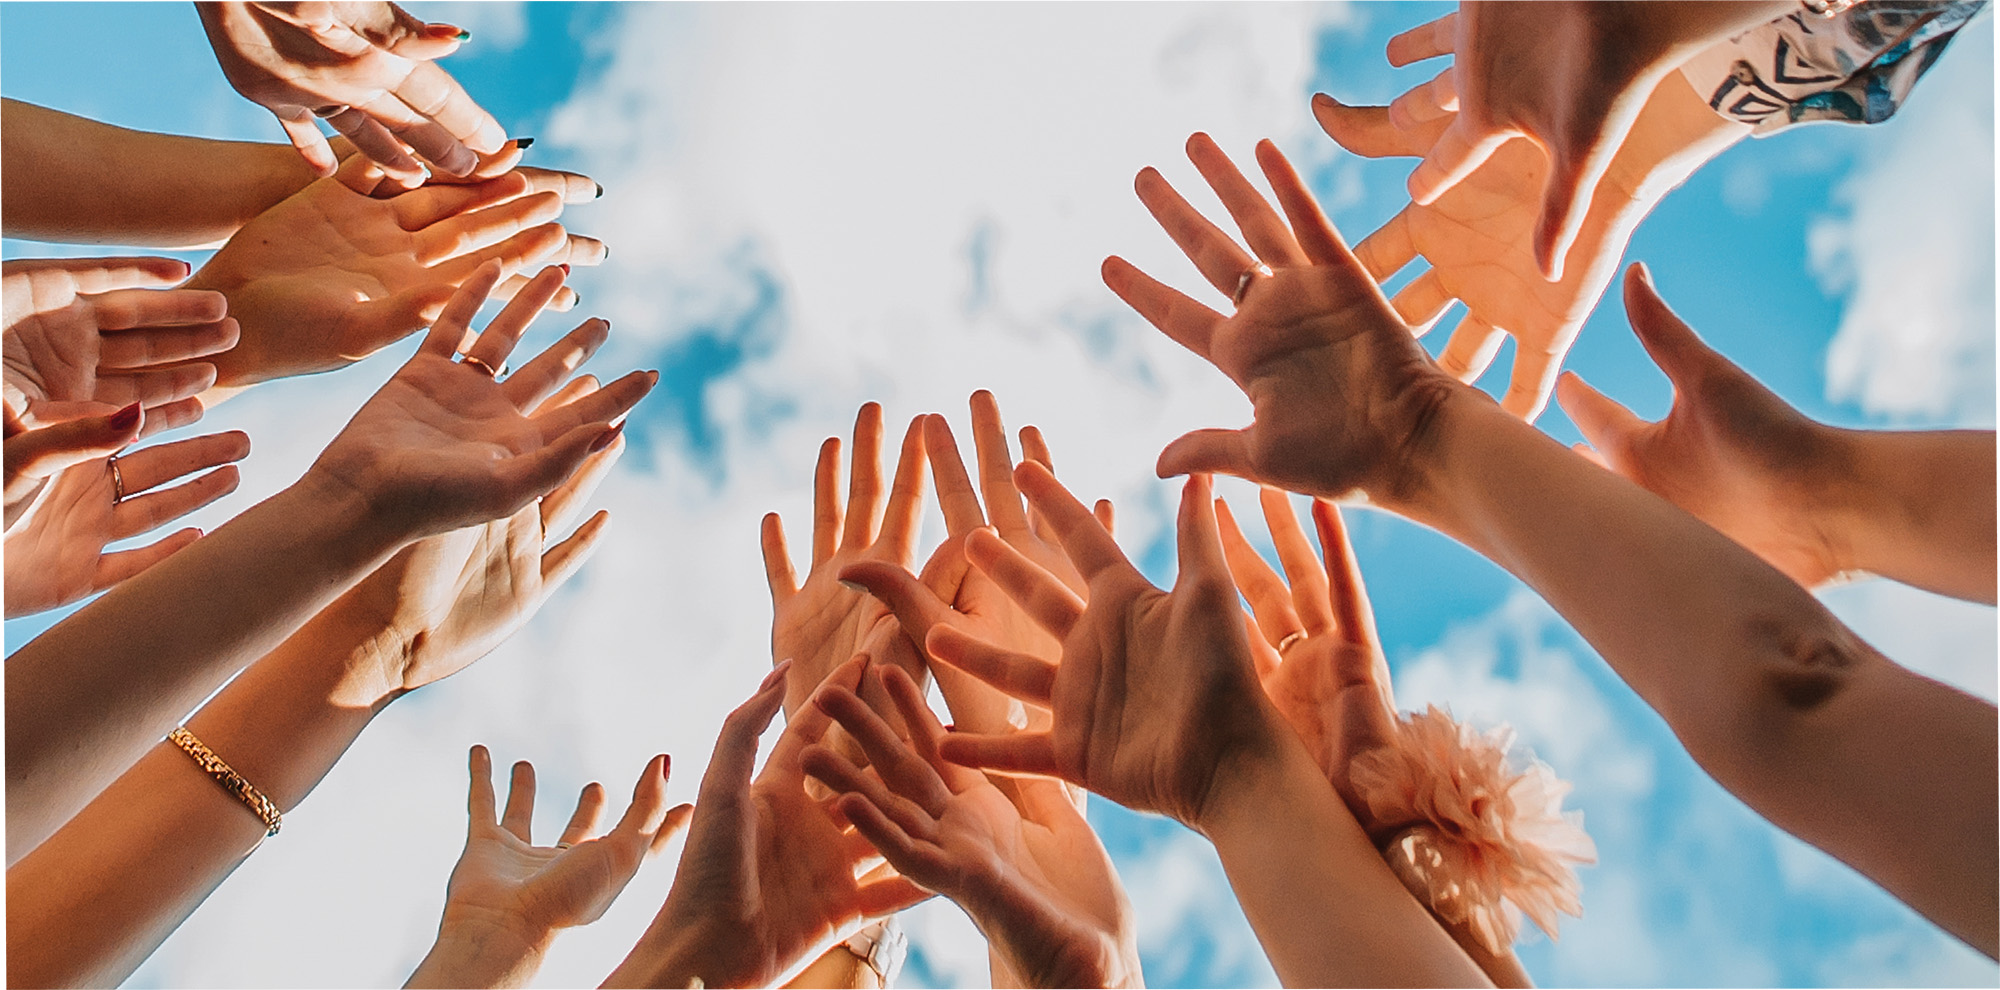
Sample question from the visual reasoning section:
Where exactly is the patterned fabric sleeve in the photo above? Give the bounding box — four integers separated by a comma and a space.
1681, 1, 1986, 135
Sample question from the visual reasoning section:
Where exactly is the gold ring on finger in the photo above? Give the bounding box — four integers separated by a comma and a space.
1277, 630, 1307, 654
458, 355, 504, 379
109, 455, 126, 505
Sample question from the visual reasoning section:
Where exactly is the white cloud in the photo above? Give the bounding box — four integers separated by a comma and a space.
1819, 578, 1998, 703
1809, 15, 1995, 427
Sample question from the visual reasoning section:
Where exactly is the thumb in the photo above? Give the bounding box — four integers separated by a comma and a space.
1554, 372, 1644, 470
4, 402, 142, 491
839, 559, 950, 645
1622, 263, 1716, 385
1157, 428, 1254, 481
488, 423, 621, 523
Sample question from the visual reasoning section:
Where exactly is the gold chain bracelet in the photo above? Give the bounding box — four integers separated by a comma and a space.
168, 727, 282, 837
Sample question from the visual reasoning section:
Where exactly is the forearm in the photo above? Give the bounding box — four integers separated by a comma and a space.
1398, 393, 1998, 952
1828, 428, 1996, 603
408, 920, 556, 989
5, 600, 400, 987
4, 476, 403, 860
1, 98, 316, 247
1200, 730, 1488, 987
781, 944, 879, 990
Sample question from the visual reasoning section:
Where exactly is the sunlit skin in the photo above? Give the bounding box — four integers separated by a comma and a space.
1103, 133, 1998, 958
4, 263, 654, 864
1314, 67, 1748, 420
196, 1, 507, 182
1382, 2, 1790, 278
405, 747, 694, 989
604, 658, 929, 990
7, 393, 631, 989
1216, 489, 1531, 987
1557, 277, 1997, 605
180, 156, 606, 392
803, 663, 1144, 989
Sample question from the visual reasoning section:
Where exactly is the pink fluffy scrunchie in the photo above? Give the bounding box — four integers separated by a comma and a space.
1348, 705, 1596, 955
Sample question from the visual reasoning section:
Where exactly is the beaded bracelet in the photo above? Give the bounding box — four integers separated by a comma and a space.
169, 726, 283, 837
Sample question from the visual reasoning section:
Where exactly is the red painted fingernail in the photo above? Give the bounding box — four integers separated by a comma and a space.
109, 402, 142, 431
588, 422, 623, 453
559, 263, 571, 275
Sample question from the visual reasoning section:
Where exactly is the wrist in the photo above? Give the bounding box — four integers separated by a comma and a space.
291, 459, 420, 566
410, 912, 556, 990
1187, 699, 1310, 841
605, 914, 752, 990
1375, 377, 1489, 520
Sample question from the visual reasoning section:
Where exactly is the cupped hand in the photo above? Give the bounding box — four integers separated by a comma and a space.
197, 1, 506, 181
1102, 134, 1462, 507
304, 263, 653, 545
184, 158, 606, 388
4, 429, 248, 618
330, 354, 628, 705
1557, 265, 1849, 588
1214, 488, 1405, 841
803, 663, 1143, 989
608, 658, 929, 990
760, 403, 930, 716
407, 747, 691, 990
925, 463, 1287, 834
3, 257, 234, 417
841, 393, 1112, 738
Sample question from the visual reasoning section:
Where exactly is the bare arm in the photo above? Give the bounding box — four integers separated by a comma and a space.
1, 99, 318, 247
1832, 429, 1996, 602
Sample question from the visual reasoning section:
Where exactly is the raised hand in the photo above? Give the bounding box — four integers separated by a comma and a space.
302, 263, 651, 544
1313, 67, 1745, 420
4, 429, 248, 617
1382, 2, 1786, 277
1103, 134, 1460, 506
1556, 266, 1857, 589
760, 403, 929, 715
196, 1, 507, 181
925, 462, 1284, 831
1214, 490, 1399, 827
332, 368, 627, 705
842, 392, 1111, 738
803, 663, 1143, 989
184, 159, 605, 388
606, 658, 930, 990
406, 747, 691, 990
3, 258, 234, 417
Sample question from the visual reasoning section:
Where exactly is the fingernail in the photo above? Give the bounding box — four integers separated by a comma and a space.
454, 29, 471, 41
588, 422, 623, 453
514, 136, 535, 150
1312, 92, 1337, 108
601, 244, 611, 261
763, 659, 793, 689
1635, 261, 1655, 287
559, 263, 571, 276
593, 181, 605, 200
109, 402, 142, 431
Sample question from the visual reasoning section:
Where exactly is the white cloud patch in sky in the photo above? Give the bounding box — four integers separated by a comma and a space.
1809, 15, 1995, 427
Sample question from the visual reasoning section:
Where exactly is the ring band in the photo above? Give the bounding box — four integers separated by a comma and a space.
458, 355, 502, 379
1233, 262, 1273, 308
311, 104, 349, 119
555, 841, 573, 850
109, 455, 126, 504
1277, 630, 1307, 654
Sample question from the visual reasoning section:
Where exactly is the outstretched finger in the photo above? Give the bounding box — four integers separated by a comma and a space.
98, 319, 240, 370
1407, 118, 1508, 207
89, 288, 229, 331
558, 782, 609, 847
468, 745, 499, 827
501, 760, 538, 842
1012, 460, 1132, 583
840, 559, 951, 645
420, 261, 504, 357
1388, 67, 1459, 131
1500, 343, 1565, 422
4, 256, 189, 294
110, 465, 242, 542
1156, 427, 1253, 483
1172, 474, 1232, 598
501, 317, 610, 410
1435, 315, 1507, 384
968, 391, 1032, 538
607, 754, 673, 845
1101, 256, 1228, 363
1390, 270, 1454, 333
1621, 263, 1716, 384
1254, 140, 1367, 279
804, 747, 938, 846
463, 265, 565, 371
842, 402, 886, 552
1553, 371, 1645, 472
1134, 166, 1259, 297
700, 662, 792, 809
1310, 94, 1446, 160
964, 527, 1084, 637
762, 512, 800, 603
811, 435, 842, 566
1260, 487, 1334, 634
1214, 497, 1305, 649
816, 687, 953, 816
1311, 499, 1380, 650
1185, 132, 1309, 269
923, 412, 985, 538
876, 415, 928, 564
926, 625, 1057, 708
1353, 209, 1419, 283
275, 109, 340, 178
1386, 11, 1456, 65
936, 731, 1059, 777
541, 509, 609, 589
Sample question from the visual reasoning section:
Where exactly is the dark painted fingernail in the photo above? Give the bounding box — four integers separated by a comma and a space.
588, 422, 623, 453
513, 136, 535, 150
593, 181, 604, 199
454, 29, 471, 41
109, 402, 142, 431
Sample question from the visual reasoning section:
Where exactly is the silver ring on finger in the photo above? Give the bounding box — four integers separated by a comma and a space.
1277, 630, 1307, 655
1233, 262, 1273, 308
109, 455, 126, 505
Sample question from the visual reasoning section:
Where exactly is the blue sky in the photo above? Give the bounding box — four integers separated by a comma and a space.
4, 3, 1995, 987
